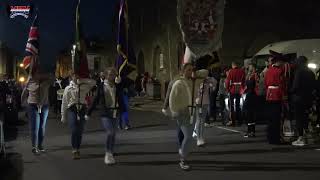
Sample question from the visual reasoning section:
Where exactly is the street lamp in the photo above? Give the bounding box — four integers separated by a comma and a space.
71, 44, 76, 71
19, 63, 24, 68
19, 76, 25, 82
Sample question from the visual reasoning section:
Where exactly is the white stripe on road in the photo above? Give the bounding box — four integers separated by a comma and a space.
215, 126, 242, 133
316, 149, 320, 151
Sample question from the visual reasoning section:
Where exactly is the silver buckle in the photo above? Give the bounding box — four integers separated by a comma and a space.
76, 104, 82, 121
37, 105, 42, 114
113, 110, 117, 119
199, 107, 203, 114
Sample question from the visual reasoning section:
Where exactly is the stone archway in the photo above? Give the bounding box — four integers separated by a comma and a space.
137, 50, 145, 75
152, 46, 161, 78
177, 41, 186, 70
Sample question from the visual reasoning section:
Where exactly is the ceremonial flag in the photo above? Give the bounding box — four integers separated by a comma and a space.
177, 0, 225, 57
22, 14, 39, 74
73, 0, 89, 78
116, 0, 136, 78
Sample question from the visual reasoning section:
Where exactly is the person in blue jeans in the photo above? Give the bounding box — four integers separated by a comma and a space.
87, 68, 119, 165
21, 72, 54, 155
117, 77, 134, 130
169, 63, 194, 171
61, 73, 95, 159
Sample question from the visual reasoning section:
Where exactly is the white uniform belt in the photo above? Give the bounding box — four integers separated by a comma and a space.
268, 86, 279, 89
232, 82, 242, 85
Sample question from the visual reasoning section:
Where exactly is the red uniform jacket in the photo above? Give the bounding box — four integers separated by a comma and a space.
264, 65, 285, 102
226, 67, 246, 95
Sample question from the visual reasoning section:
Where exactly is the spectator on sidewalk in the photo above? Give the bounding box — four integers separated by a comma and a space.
141, 72, 150, 95
291, 56, 316, 146
193, 69, 217, 146
218, 69, 229, 125
243, 64, 259, 138
135, 74, 143, 96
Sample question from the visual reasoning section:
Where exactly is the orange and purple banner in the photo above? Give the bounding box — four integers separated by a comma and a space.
116, 0, 136, 78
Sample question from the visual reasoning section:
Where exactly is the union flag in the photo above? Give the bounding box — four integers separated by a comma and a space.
22, 15, 39, 71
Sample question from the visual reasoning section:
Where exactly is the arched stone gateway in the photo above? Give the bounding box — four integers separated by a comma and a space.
177, 41, 186, 70
152, 45, 161, 79
137, 50, 145, 75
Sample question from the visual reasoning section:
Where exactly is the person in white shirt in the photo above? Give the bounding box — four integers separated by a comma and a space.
60, 73, 95, 159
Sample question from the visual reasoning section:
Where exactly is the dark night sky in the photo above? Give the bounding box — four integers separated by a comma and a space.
0, 0, 118, 72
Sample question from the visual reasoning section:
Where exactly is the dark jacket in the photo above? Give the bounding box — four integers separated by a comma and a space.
291, 65, 315, 104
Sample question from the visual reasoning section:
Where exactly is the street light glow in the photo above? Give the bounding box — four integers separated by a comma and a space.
308, 63, 317, 69
19, 76, 25, 82
19, 63, 24, 68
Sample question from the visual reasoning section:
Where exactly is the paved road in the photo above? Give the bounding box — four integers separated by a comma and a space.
6, 97, 320, 180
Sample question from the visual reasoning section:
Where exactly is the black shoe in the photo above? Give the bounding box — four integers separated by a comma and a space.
243, 133, 249, 138
32, 147, 40, 155
72, 150, 80, 160
249, 132, 256, 138
38, 146, 46, 153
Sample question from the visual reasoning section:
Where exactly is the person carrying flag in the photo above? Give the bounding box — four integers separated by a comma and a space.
87, 68, 119, 165
169, 62, 194, 171
21, 15, 55, 155
60, 0, 95, 159
115, 0, 137, 130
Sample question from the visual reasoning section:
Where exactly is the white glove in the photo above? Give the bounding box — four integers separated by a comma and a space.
162, 108, 168, 116
195, 98, 200, 105
61, 117, 66, 124
115, 76, 121, 84
84, 115, 90, 121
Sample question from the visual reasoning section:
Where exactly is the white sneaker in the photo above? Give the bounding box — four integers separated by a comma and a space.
192, 131, 197, 139
104, 153, 116, 165
109, 154, 116, 164
179, 160, 191, 171
197, 139, 205, 147
292, 137, 306, 147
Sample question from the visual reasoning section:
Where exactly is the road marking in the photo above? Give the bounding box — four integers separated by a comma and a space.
316, 149, 320, 151
215, 126, 242, 133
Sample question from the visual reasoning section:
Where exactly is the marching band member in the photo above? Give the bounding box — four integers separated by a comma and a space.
225, 62, 246, 126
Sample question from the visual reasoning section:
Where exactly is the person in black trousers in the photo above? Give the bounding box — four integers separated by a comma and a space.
243, 64, 259, 137
291, 56, 316, 146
